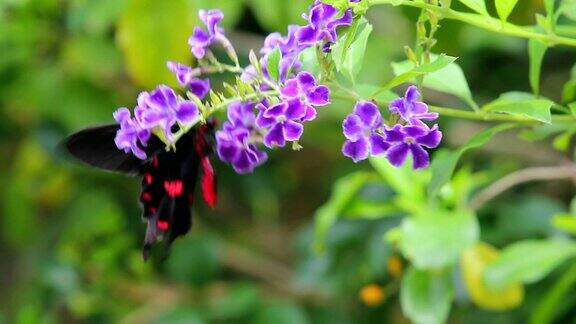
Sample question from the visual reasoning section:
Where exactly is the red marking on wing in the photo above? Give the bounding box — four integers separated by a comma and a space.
157, 220, 169, 231
200, 157, 217, 208
148, 207, 157, 215
164, 180, 184, 197
141, 192, 152, 201
144, 173, 153, 184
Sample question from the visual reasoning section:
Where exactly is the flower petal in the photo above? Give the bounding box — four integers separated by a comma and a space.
295, 25, 319, 45
189, 78, 210, 99
263, 123, 286, 148
386, 142, 410, 167
416, 124, 442, 148
370, 134, 390, 155
307, 85, 330, 106
342, 114, 364, 141
342, 137, 370, 163
354, 101, 381, 127
410, 144, 430, 169
301, 105, 317, 122
384, 124, 406, 143
281, 79, 300, 98
283, 120, 304, 141
263, 102, 287, 119
297, 72, 316, 90
284, 98, 306, 120
175, 101, 199, 124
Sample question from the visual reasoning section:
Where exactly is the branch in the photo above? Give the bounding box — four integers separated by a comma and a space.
469, 165, 576, 210
368, 0, 576, 48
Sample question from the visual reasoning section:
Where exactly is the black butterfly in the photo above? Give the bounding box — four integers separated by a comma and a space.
63, 121, 218, 260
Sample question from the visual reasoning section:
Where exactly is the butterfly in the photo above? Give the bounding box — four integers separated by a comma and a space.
63, 120, 217, 260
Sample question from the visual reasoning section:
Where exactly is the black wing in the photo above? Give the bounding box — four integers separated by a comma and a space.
62, 124, 163, 176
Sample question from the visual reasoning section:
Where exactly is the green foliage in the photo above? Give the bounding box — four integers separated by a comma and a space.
457, 0, 488, 15
484, 240, 576, 289
483, 92, 554, 123
495, 0, 518, 22
332, 18, 373, 84
117, 0, 196, 88
399, 208, 479, 269
400, 267, 453, 324
267, 47, 282, 82
428, 124, 513, 197
528, 39, 548, 96
390, 55, 476, 108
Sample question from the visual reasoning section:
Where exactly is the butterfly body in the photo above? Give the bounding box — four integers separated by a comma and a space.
64, 121, 217, 260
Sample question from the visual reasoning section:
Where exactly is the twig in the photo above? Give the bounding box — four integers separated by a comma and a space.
469, 165, 576, 210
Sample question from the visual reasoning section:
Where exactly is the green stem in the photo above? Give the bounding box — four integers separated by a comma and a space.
368, 0, 576, 47
170, 90, 278, 144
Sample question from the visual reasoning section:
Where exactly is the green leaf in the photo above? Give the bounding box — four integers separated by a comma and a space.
461, 242, 524, 311
457, 0, 488, 15
560, 0, 576, 21
528, 40, 548, 96
428, 124, 513, 197
267, 46, 282, 82
390, 55, 476, 109
484, 239, 576, 289
154, 309, 204, 324
483, 94, 554, 123
495, 0, 518, 21
380, 54, 457, 93
399, 209, 479, 269
552, 213, 576, 235
313, 172, 374, 252
165, 234, 221, 286
332, 18, 373, 83
531, 263, 576, 324
253, 302, 309, 324
117, 0, 196, 88
369, 156, 426, 207
400, 267, 454, 324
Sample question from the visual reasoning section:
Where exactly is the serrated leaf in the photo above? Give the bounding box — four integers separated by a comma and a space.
400, 267, 454, 324
428, 124, 514, 197
267, 46, 281, 82
484, 239, 576, 289
483, 94, 553, 123
528, 40, 548, 96
495, 0, 518, 21
461, 242, 524, 311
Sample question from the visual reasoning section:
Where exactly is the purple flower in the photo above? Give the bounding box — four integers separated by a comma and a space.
389, 86, 438, 125
225, 101, 257, 130
384, 124, 442, 169
188, 9, 230, 59
256, 99, 307, 148
113, 108, 150, 160
166, 61, 210, 99
261, 25, 302, 57
296, 2, 353, 48
280, 72, 330, 122
216, 121, 267, 174
341, 101, 388, 162
136, 85, 200, 141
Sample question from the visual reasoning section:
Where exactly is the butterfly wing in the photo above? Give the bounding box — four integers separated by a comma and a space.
63, 124, 163, 175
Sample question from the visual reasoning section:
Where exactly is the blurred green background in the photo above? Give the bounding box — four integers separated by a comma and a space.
1, 0, 576, 323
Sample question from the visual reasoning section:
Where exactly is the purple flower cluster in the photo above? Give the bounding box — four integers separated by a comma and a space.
113, 85, 200, 159
342, 86, 442, 169
188, 9, 226, 59
216, 102, 268, 173
215, 2, 352, 173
